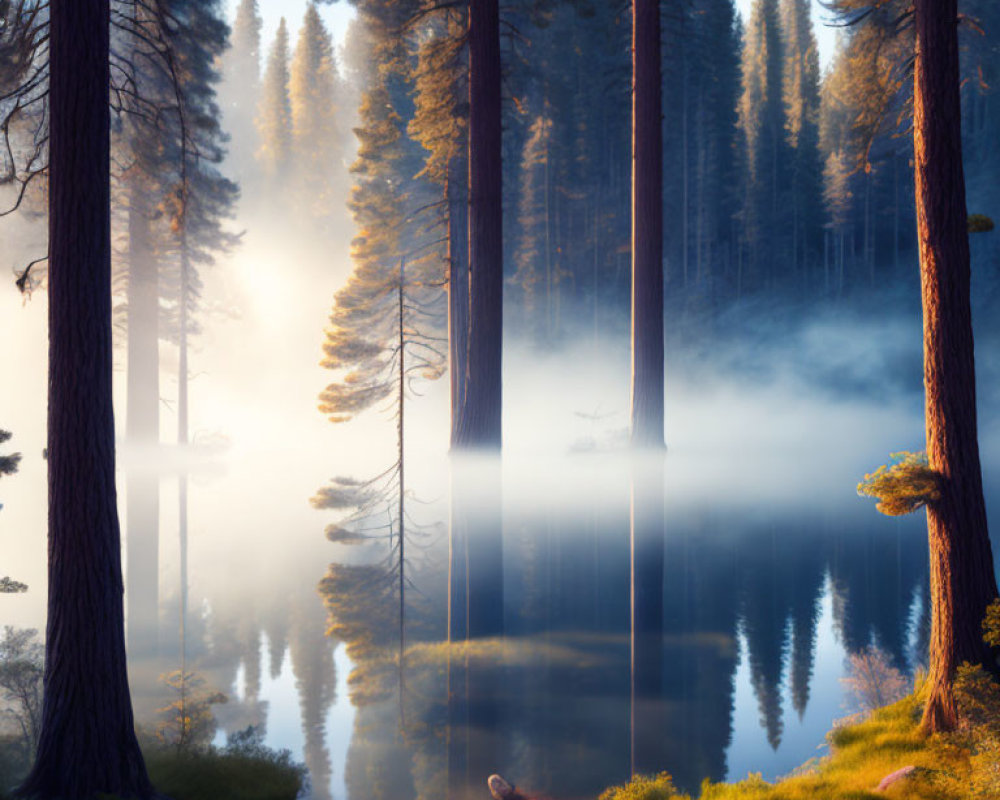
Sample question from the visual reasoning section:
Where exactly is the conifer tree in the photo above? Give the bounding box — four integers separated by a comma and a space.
231, 0, 262, 86
257, 18, 293, 178
223, 0, 263, 169
114, 0, 236, 659
18, 0, 155, 793
780, 0, 823, 284
738, 0, 787, 293
408, 7, 468, 447
513, 113, 553, 343
692, 0, 742, 298
818, 4, 915, 287
289, 3, 341, 218
822, 149, 851, 293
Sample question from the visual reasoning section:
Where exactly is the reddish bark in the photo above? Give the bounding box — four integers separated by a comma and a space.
17, 0, 153, 796
913, 0, 1000, 733
630, 0, 665, 449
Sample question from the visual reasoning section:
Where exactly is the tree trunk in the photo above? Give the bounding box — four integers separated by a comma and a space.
914, 0, 1000, 734
630, 0, 665, 448
455, 0, 502, 450
447, 154, 469, 448
17, 1, 154, 796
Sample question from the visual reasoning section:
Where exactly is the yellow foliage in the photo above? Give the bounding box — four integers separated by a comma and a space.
857, 451, 941, 516
599, 772, 688, 800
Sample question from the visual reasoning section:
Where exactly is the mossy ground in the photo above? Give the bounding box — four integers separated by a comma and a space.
602, 694, 973, 800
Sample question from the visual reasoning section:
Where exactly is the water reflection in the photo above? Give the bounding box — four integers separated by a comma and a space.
113, 452, 933, 800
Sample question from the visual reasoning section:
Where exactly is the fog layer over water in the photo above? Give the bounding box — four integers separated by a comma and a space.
7, 220, 1000, 796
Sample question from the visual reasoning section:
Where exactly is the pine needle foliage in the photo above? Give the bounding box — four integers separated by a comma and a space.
857, 451, 941, 516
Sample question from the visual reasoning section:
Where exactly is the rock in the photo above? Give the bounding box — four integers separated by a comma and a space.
488, 774, 530, 800
876, 765, 917, 791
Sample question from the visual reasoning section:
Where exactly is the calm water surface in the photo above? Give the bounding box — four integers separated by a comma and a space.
120, 446, 971, 799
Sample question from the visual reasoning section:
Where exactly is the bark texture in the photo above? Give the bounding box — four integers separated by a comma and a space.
17, 1, 154, 796
455, 0, 502, 450
630, 0, 665, 448
914, 0, 1000, 733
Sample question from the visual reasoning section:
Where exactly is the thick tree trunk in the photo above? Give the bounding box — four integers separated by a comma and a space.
630, 0, 664, 449
447, 154, 469, 448
456, 0, 502, 450
914, 0, 1000, 734
17, 1, 153, 796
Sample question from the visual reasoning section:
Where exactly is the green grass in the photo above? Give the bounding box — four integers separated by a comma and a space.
603, 694, 973, 800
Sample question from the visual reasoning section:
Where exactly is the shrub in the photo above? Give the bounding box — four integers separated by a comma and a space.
840, 645, 910, 715
143, 728, 304, 800
598, 772, 689, 800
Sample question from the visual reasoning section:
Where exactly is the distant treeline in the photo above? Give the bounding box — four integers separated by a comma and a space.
225, 0, 1000, 352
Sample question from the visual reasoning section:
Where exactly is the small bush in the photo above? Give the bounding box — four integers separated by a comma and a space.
144, 728, 304, 800
840, 645, 910, 715
857, 451, 941, 516
598, 772, 689, 800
